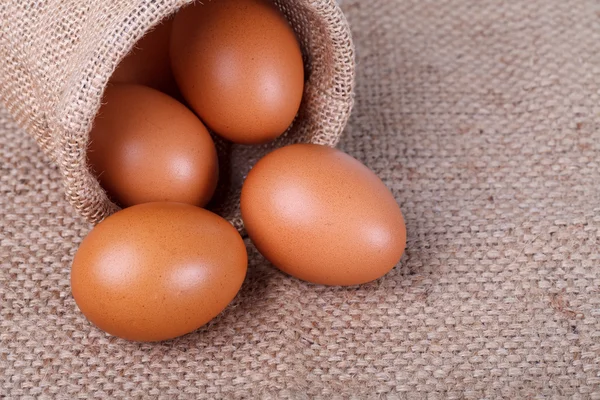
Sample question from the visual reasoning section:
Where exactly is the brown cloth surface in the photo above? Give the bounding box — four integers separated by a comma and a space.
2, 0, 600, 398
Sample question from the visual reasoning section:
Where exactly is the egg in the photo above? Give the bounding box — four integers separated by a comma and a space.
170, 0, 304, 145
71, 202, 248, 342
241, 144, 406, 286
88, 84, 218, 208
110, 17, 179, 97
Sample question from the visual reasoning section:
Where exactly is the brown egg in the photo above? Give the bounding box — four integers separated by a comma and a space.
71, 202, 248, 342
88, 84, 218, 208
110, 17, 179, 97
241, 144, 407, 286
170, 0, 304, 145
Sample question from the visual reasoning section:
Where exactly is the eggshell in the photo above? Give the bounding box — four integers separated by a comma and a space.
110, 18, 179, 97
88, 84, 218, 208
241, 144, 406, 286
170, 0, 304, 145
71, 202, 248, 342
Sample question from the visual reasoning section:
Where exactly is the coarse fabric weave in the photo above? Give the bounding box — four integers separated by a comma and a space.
0, 0, 355, 232
2, 0, 600, 398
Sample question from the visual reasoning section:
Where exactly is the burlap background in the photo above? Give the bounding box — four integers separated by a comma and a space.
2, 0, 600, 398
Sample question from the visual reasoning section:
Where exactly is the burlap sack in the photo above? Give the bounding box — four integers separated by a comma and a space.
0, 0, 355, 233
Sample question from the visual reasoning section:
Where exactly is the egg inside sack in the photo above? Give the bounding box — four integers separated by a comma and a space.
87, 84, 219, 208
110, 17, 179, 98
241, 144, 407, 286
71, 202, 248, 342
170, 0, 305, 145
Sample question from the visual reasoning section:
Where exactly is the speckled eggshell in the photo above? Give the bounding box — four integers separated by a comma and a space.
241, 144, 407, 286
71, 202, 248, 342
170, 0, 304, 145
87, 84, 218, 208
110, 17, 180, 98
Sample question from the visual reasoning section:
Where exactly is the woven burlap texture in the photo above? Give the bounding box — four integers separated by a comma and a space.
0, 0, 355, 232
2, 0, 600, 398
